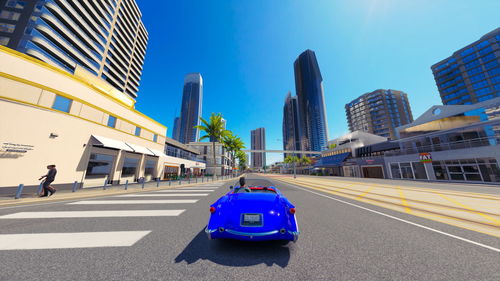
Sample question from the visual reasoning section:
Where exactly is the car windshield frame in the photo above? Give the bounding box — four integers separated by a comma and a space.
232, 186, 277, 194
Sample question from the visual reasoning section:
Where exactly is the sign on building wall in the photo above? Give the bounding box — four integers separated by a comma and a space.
419, 152, 432, 163
1, 142, 34, 154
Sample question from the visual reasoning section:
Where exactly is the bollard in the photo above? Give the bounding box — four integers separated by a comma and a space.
196, 177, 198, 183
80, 181, 84, 189
179, 178, 181, 185
188, 177, 190, 184
141, 178, 145, 189
202, 176, 204, 183
71, 181, 78, 192
156, 178, 160, 187
169, 180, 171, 186
37, 181, 43, 195
15, 184, 24, 199
125, 179, 129, 190
103, 177, 108, 190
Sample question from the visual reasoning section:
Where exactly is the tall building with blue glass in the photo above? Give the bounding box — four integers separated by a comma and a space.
431, 28, 500, 105
0, 0, 148, 99
294, 49, 329, 151
282, 91, 301, 157
172, 116, 181, 141
178, 73, 203, 144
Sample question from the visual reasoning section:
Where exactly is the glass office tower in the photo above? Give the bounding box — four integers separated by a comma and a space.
345, 89, 413, 140
0, 0, 148, 99
294, 49, 329, 151
431, 28, 500, 105
178, 73, 203, 144
282, 91, 301, 157
172, 116, 181, 141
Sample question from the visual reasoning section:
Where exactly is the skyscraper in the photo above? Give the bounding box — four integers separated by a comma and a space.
282, 91, 301, 157
345, 89, 413, 140
251, 128, 266, 169
431, 28, 500, 105
178, 73, 203, 144
294, 49, 329, 151
172, 116, 181, 141
0, 0, 148, 99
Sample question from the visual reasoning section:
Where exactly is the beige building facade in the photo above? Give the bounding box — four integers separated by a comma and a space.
0, 46, 204, 190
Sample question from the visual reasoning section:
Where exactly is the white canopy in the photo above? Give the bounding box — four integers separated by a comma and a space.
148, 148, 168, 158
126, 142, 155, 155
91, 135, 134, 152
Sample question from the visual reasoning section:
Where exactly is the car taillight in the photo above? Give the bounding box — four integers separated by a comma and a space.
210, 207, 216, 213
289, 208, 296, 214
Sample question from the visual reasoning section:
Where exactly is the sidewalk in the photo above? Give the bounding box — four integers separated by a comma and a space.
0, 176, 238, 208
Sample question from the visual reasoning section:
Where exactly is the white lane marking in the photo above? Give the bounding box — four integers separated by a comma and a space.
67, 200, 198, 205
178, 187, 219, 190
153, 190, 214, 193
290, 184, 500, 253
0, 210, 185, 219
115, 193, 209, 197
0, 231, 151, 250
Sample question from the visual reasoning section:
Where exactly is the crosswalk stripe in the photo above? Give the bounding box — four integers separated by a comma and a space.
0, 210, 185, 219
115, 193, 209, 197
153, 190, 214, 193
0, 231, 151, 250
68, 200, 198, 205
178, 187, 219, 190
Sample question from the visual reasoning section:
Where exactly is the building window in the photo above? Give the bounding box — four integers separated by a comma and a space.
390, 163, 401, 179
121, 157, 139, 177
0, 36, 9, 45
144, 160, 156, 177
135, 126, 141, 136
5, 0, 26, 9
153, 134, 158, 142
0, 10, 20, 20
85, 153, 115, 176
107, 115, 117, 128
52, 95, 72, 113
0, 23, 15, 33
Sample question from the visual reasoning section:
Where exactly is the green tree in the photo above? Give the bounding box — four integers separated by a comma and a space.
284, 155, 300, 178
222, 132, 245, 175
235, 150, 248, 172
299, 156, 312, 166
195, 113, 230, 179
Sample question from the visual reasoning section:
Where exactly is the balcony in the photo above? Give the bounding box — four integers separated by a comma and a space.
385, 136, 499, 156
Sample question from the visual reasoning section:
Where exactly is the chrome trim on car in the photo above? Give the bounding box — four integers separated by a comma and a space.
225, 229, 279, 237
205, 227, 216, 239
288, 231, 299, 242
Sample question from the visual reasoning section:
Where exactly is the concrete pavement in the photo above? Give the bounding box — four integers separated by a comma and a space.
0, 175, 498, 281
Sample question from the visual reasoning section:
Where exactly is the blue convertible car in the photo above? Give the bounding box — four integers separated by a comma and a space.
205, 183, 299, 242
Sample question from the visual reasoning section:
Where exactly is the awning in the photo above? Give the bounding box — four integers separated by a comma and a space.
148, 148, 168, 158
314, 152, 351, 168
126, 142, 155, 155
91, 135, 133, 152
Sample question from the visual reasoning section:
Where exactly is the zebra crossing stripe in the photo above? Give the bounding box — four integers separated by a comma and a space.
115, 193, 209, 197
0, 231, 151, 250
67, 200, 198, 205
153, 190, 214, 193
0, 210, 185, 219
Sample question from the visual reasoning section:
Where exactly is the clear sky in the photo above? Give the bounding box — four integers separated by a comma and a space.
134, 0, 500, 165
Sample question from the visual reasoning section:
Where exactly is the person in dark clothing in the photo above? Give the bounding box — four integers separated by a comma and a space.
38, 165, 57, 197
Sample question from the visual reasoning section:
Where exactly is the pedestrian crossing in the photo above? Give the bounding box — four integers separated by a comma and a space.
0, 182, 225, 251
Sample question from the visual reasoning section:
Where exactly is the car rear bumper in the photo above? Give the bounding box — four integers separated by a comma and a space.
206, 227, 299, 242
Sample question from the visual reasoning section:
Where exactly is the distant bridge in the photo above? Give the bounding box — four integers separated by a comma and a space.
242, 150, 322, 155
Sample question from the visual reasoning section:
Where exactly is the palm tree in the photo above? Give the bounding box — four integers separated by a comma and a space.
235, 150, 248, 172
284, 155, 300, 178
222, 132, 245, 175
195, 113, 230, 179
299, 156, 312, 166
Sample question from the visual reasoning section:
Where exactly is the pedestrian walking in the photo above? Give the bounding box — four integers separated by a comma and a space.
38, 165, 57, 197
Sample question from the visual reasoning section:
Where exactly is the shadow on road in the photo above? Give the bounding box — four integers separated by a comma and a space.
174, 228, 292, 268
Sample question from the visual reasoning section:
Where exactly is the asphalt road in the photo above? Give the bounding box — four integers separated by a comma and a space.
0, 174, 499, 281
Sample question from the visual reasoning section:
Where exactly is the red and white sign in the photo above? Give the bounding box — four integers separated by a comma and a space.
419, 152, 432, 163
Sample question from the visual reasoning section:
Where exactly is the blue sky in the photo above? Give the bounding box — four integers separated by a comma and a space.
134, 0, 500, 165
